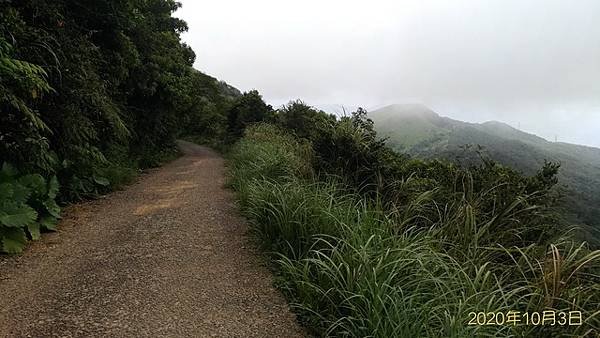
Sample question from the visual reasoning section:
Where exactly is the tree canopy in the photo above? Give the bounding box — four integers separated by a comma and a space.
0, 0, 240, 199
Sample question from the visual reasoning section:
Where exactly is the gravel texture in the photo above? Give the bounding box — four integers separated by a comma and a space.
0, 141, 305, 338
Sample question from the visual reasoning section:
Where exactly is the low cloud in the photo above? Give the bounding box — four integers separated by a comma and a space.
177, 0, 600, 147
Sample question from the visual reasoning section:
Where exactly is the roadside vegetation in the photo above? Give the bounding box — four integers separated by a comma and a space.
228, 103, 600, 337
1, 1, 253, 252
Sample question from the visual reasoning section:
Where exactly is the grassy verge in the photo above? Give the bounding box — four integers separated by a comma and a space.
228, 123, 600, 337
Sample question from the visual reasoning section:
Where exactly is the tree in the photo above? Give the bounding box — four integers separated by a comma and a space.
0, 36, 55, 173
226, 90, 273, 140
276, 100, 335, 141
0, 0, 239, 198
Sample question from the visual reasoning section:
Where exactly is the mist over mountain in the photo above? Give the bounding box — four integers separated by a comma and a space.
307, 104, 360, 116
369, 104, 600, 244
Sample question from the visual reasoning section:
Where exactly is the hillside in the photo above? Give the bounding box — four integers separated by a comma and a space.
370, 104, 600, 244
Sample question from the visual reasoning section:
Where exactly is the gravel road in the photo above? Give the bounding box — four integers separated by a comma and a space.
0, 141, 305, 337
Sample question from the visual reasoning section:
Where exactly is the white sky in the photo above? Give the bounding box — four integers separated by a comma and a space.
176, 0, 600, 147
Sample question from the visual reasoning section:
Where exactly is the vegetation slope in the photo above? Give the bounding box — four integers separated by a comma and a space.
371, 104, 600, 246
228, 102, 600, 337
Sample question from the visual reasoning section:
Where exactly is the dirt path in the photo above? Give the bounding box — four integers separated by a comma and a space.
0, 141, 305, 338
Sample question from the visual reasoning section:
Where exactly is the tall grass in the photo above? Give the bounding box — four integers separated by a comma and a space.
229, 124, 600, 337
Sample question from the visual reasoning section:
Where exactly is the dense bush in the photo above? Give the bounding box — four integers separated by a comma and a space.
229, 122, 600, 337
226, 90, 274, 141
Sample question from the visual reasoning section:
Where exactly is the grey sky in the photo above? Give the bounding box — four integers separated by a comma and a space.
176, 0, 600, 147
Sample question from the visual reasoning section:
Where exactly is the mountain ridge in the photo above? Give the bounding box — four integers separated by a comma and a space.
370, 104, 598, 150
369, 104, 600, 244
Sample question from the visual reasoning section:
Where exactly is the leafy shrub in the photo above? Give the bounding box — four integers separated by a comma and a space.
0, 163, 60, 253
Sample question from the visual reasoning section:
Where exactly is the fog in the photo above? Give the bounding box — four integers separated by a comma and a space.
176, 0, 600, 147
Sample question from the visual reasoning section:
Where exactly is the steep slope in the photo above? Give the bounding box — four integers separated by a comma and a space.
370, 104, 600, 244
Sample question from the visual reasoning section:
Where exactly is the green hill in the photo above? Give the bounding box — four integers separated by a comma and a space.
370, 104, 600, 245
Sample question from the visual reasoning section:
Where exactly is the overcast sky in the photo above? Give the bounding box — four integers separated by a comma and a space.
176, 0, 600, 147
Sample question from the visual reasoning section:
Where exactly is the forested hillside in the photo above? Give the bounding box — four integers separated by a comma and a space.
371, 104, 600, 246
0, 0, 271, 252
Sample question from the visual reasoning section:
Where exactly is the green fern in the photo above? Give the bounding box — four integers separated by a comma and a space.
0, 38, 52, 133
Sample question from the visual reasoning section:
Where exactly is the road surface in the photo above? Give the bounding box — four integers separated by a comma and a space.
0, 141, 304, 337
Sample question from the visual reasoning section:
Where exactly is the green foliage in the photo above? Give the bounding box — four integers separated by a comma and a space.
276, 102, 394, 192
276, 100, 336, 141
228, 124, 313, 205
0, 0, 235, 194
226, 90, 274, 141
0, 0, 241, 250
0, 33, 55, 174
179, 71, 241, 149
0, 163, 60, 253
310, 108, 391, 191
273, 102, 561, 247
228, 121, 599, 337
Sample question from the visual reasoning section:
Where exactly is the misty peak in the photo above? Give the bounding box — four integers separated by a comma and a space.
370, 103, 439, 119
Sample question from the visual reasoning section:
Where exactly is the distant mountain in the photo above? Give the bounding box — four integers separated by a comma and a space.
370, 104, 600, 244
